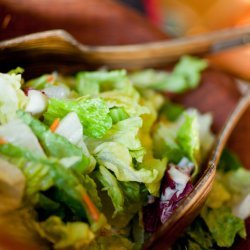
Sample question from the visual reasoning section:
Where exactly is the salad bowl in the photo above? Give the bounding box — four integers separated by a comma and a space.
0, 31, 250, 250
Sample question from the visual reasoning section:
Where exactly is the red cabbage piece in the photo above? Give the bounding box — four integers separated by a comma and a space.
143, 164, 193, 232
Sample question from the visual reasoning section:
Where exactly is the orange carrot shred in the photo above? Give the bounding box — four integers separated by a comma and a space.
82, 193, 100, 221
47, 75, 54, 83
0, 138, 6, 145
50, 118, 60, 132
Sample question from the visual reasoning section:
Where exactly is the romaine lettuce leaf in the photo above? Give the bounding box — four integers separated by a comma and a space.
186, 218, 214, 250
17, 110, 90, 173
44, 97, 112, 138
0, 73, 27, 124
129, 56, 207, 93
0, 158, 25, 213
76, 70, 128, 95
153, 111, 200, 167
0, 143, 104, 227
100, 90, 149, 118
177, 111, 200, 174
94, 142, 158, 184
54, 111, 96, 172
217, 148, 242, 172
141, 155, 167, 196
0, 118, 45, 156
36, 216, 95, 249
201, 206, 246, 247
88, 235, 134, 250
94, 165, 124, 215
86, 117, 143, 155
159, 101, 185, 122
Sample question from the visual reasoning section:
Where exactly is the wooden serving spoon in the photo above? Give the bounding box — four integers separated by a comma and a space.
0, 25, 249, 72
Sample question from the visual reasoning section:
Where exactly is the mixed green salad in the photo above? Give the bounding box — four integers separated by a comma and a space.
0, 56, 248, 249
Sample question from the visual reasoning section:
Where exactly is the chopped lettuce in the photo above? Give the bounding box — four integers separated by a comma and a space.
94, 165, 124, 215
218, 148, 242, 172
160, 101, 185, 121
0, 158, 25, 213
76, 70, 128, 95
88, 235, 134, 250
17, 110, 90, 173
129, 56, 207, 93
177, 111, 200, 169
36, 216, 95, 249
186, 218, 214, 250
25, 73, 56, 90
44, 97, 112, 138
153, 111, 200, 174
94, 142, 158, 184
86, 117, 143, 154
0, 118, 45, 156
0, 143, 104, 227
0, 72, 27, 124
201, 206, 246, 247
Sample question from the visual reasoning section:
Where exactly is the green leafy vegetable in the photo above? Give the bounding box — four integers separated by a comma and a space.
153, 111, 200, 169
129, 56, 207, 93
201, 206, 246, 247
44, 97, 112, 138
8, 67, 24, 75
186, 218, 214, 250
94, 165, 124, 215
76, 70, 128, 95
218, 148, 242, 172
109, 107, 129, 124
0, 143, 104, 226
88, 235, 134, 250
0, 72, 27, 124
160, 101, 185, 121
0, 158, 25, 213
25, 73, 56, 90
94, 142, 158, 184
36, 216, 95, 249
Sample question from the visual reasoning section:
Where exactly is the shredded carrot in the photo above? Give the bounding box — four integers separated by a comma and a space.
46, 75, 54, 83
50, 118, 60, 132
0, 138, 6, 145
82, 193, 100, 221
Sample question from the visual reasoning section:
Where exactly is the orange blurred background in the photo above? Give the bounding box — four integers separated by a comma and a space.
145, 0, 250, 80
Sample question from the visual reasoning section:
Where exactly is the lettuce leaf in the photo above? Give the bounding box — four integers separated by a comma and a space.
76, 70, 128, 95
129, 56, 207, 93
0, 73, 27, 124
201, 206, 246, 247
0, 158, 25, 213
153, 111, 200, 167
94, 165, 124, 215
86, 117, 143, 154
0, 118, 45, 156
44, 97, 112, 138
0, 143, 104, 227
94, 142, 158, 184
177, 111, 200, 175
88, 235, 134, 250
17, 110, 90, 173
218, 148, 242, 172
36, 216, 95, 249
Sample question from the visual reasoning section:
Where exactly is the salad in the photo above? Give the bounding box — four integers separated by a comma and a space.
0, 56, 247, 249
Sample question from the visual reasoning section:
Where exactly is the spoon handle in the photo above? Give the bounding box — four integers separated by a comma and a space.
0, 25, 250, 69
